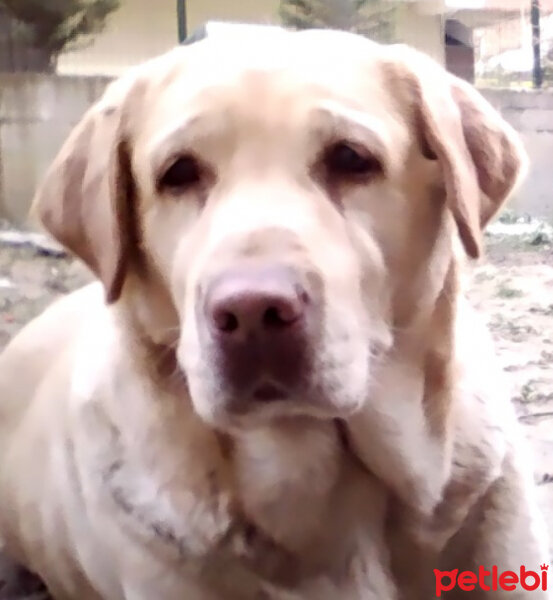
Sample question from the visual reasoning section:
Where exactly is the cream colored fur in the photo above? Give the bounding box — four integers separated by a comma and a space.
0, 29, 548, 599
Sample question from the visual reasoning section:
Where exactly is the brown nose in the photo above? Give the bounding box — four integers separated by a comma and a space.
205, 265, 308, 338
202, 265, 314, 398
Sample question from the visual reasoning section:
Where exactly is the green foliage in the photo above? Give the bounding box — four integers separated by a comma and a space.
279, 0, 399, 43
0, 0, 120, 68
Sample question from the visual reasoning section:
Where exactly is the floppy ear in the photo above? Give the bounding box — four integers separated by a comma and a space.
32, 76, 140, 303
387, 46, 528, 259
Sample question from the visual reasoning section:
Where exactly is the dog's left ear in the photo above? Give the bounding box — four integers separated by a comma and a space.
31, 73, 144, 303
386, 46, 528, 259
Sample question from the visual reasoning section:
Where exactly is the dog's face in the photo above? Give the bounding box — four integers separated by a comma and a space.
34, 30, 526, 431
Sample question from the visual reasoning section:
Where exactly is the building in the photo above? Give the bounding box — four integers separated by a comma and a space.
55, 0, 447, 75
58, 0, 280, 75
0, 0, 547, 80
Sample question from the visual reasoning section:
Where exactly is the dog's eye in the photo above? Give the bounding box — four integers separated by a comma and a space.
159, 156, 201, 191
324, 142, 381, 177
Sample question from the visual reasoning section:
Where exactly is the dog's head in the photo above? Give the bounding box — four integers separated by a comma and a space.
33, 30, 526, 431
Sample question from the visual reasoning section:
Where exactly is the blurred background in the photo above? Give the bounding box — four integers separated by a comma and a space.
0, 0, 552, 224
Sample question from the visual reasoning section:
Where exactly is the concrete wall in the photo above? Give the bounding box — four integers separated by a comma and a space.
481, 89, 553, 220
1, 75, 552, 225
0, 74, 110, 223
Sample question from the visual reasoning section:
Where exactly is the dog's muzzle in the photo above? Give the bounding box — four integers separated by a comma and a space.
198, 262, 321, 404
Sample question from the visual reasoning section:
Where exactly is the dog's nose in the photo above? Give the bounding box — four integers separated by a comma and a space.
205, 265, 308, 338
200, 263, 318, 400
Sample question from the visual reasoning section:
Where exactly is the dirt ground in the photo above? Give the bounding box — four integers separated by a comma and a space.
0, 218, 552, 595
468, 228, 553, 558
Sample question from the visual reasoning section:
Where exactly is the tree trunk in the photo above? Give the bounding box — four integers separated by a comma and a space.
0, 6, 56, 72
0, 44, 56, 72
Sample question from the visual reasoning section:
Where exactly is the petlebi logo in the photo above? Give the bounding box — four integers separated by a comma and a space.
434, 564, 549, 596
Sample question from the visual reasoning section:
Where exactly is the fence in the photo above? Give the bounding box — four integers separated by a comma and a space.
482, 87, 553, 218
469, 3, 553, 89
0, 73, 552, 225
0, 74, 110, 223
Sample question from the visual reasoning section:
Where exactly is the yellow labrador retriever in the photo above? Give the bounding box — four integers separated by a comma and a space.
0, 28, 549, 600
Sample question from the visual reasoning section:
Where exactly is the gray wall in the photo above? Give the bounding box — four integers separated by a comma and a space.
0, 75, 552, 225
481, 88, 553, 221
0, 74, 110, 224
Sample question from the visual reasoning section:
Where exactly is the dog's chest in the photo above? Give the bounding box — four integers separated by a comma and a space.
231, 421, 342, 552
98, 413, 349, 586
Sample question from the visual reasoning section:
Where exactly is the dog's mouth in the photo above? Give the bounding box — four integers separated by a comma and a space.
180, 320, 376, 428
252, 381, 289, 402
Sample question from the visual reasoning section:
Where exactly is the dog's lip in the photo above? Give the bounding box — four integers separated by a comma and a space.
251, 381, 289, 402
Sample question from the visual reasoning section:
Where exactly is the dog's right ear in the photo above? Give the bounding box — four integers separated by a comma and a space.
384, 45, 527, 260
32, 75, 143, 304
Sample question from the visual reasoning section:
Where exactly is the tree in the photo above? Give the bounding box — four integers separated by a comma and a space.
279, 0, 399, 44
0, 0, 120, 72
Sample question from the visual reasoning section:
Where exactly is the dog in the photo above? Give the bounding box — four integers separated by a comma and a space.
0, 28, 548, 599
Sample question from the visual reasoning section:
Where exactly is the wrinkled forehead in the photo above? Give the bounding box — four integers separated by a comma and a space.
137, 33, 401, 150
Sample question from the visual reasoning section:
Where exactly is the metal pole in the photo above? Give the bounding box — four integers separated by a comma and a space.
531, 0, 542, 88
177, 0, 187, 43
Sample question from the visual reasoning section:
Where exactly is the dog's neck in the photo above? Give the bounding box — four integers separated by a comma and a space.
347, 240, 462, 516
397, 256, 459, 441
